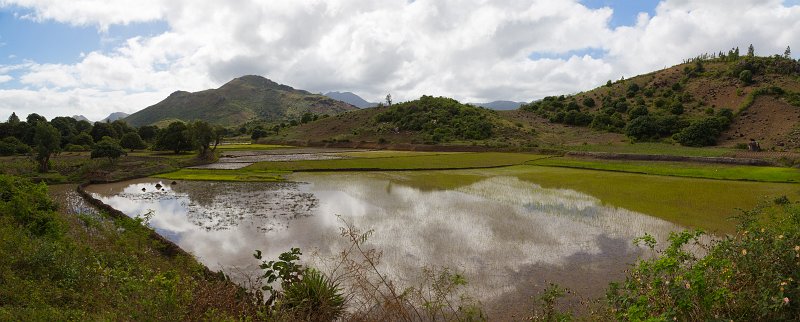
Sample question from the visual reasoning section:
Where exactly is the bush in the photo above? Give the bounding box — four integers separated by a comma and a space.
606, 203, 800, 320
120, 132, 147, 151
375, 96, 494, 141
673, 117, 727, 147
739, 69, 753, 84
91, 137, 126, 163
582, 97, 596, 107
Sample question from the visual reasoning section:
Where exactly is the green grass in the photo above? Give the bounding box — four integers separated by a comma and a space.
215, 144, 292, 151
246, 152, 549, 171
154, 168, 288, 182
528, 157, 800, 183
340, 151, 464, 158
565, 142, 735, 157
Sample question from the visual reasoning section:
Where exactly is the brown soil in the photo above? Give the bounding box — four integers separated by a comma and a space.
721, 96, 800, 150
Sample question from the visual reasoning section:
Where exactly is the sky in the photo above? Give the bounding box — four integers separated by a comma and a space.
0, 0, 798, 121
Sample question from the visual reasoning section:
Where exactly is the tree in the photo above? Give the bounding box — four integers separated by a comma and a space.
70, 132, 94, 147
26, 113, 47, 125
120, 132, 147, 151
747, 44, 755, 57
7, 112, 20, 124
91, 137, 126, 163
137, 125, 159, 142
33, 123, 61, 172
300, 112, 314, 124
785, 46, 792, 59
386, 93, 392, 106
190, 120, 218, 156
91, 122, 118, 142
251, 127, 268, 141
739, 69, 753, 84
154, 121, 194, 154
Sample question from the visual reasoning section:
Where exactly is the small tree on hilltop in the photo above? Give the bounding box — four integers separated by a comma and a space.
747, 44, 755, 57
785, 46, 792, 59
91, 137, 126, 163
33, 123, 61, 172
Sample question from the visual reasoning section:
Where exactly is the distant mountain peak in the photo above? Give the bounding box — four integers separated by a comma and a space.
101, 112, 130, 123
325, 91, 375, 108
470, 100, 525, 110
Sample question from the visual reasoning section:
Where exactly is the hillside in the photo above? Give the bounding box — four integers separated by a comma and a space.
517, 54, 800, 150
267, 95, 534, 146
124, 75, 357, 127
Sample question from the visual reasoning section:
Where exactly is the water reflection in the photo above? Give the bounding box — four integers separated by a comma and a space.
85, 174, 683, 317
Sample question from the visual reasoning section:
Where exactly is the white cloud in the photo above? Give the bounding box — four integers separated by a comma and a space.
0, 75, 12, 83
0, 0, 798, 121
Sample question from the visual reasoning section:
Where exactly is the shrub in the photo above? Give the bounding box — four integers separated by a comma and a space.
91, 137, 126, 163
606, 203, 800, 320
282, 269, 345, 322
739, 69, 753, 84
673, 117, 727, 147
120, 132, 147, 151
582, 97, 596, 107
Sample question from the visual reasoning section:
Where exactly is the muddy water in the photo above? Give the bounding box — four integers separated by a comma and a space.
84, 174, 683, 318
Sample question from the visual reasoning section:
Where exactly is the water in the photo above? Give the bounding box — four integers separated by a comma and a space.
84, 172, 685, 318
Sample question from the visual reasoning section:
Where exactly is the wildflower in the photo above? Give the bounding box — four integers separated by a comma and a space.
784, 297, 790, 305
781, 281, 787, 286
685, 282, 691, 289
794, 245, 799, 251
742, 249, 748, 256
779, 235, 784, 239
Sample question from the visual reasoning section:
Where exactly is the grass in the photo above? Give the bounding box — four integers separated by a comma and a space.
340, 151, 464, 158
215, 144, 292, 151
0, 175, 261, 320
502, 166, 798, 233
154, 168, 287, 182
528, 157, 800, 183
246, 152, 549, 171
565, 142, 736, 157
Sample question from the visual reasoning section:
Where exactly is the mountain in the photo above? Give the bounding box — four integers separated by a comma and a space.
324, 91, 376, 108
71, 115, 90, 122
124, 75, 358, 127
471, 100, 524, 110
100, 112, 130, 123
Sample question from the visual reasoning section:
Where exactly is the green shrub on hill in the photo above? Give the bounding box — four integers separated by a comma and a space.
375, 95, 494, 142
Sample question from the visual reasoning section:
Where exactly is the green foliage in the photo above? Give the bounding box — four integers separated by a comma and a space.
251, 127, 269, 141
120, 132, 147, 151
673, 116, 728, 147
70, 132, 94, 146
625, 114, 684, 142
137, 125, 159, 141
0, 137, 31, 156
33, 122, 62, 172
582, 97, 596, 107
154, 121, 195, 154
606, 203, 800, 320
254, 248, 345, 320
189, 120, 222, 155
739, 69, 754, 84
0, 175, 62, 237
91, 137, 127, 163
282, 269, 345, 321
375, 95, 494, 142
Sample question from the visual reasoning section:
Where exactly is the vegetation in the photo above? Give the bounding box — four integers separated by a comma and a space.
0, 175, 260, 320
154, 168, 287, 182
520, 53, 800, 147
246, 152, 548, 172
90, 137, 127, 163
528, 157, 800, 183
374, 95, 496, 142
123, 75, 356, 127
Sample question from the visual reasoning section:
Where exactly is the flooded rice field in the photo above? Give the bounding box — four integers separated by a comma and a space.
83, 171, 690, 318
189, 147, 368, 169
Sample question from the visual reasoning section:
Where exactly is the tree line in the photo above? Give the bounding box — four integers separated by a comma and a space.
0, 113, 225, 172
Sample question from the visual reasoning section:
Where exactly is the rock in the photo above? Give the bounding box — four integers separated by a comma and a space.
155, 183, 163, 189
171, 181, 177, 185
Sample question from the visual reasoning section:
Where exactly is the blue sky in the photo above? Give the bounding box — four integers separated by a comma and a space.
581, 0, 660, 27
0, 1, 797, 120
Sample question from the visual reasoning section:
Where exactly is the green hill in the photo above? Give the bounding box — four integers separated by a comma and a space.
124, 75, 358, 127
270, 95, 533, 146
516, 54, 800, 150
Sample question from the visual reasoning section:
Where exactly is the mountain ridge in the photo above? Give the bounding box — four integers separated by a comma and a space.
124, 75, 357, 127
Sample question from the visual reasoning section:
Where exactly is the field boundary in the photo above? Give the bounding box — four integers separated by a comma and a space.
565, 151, 772, 166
